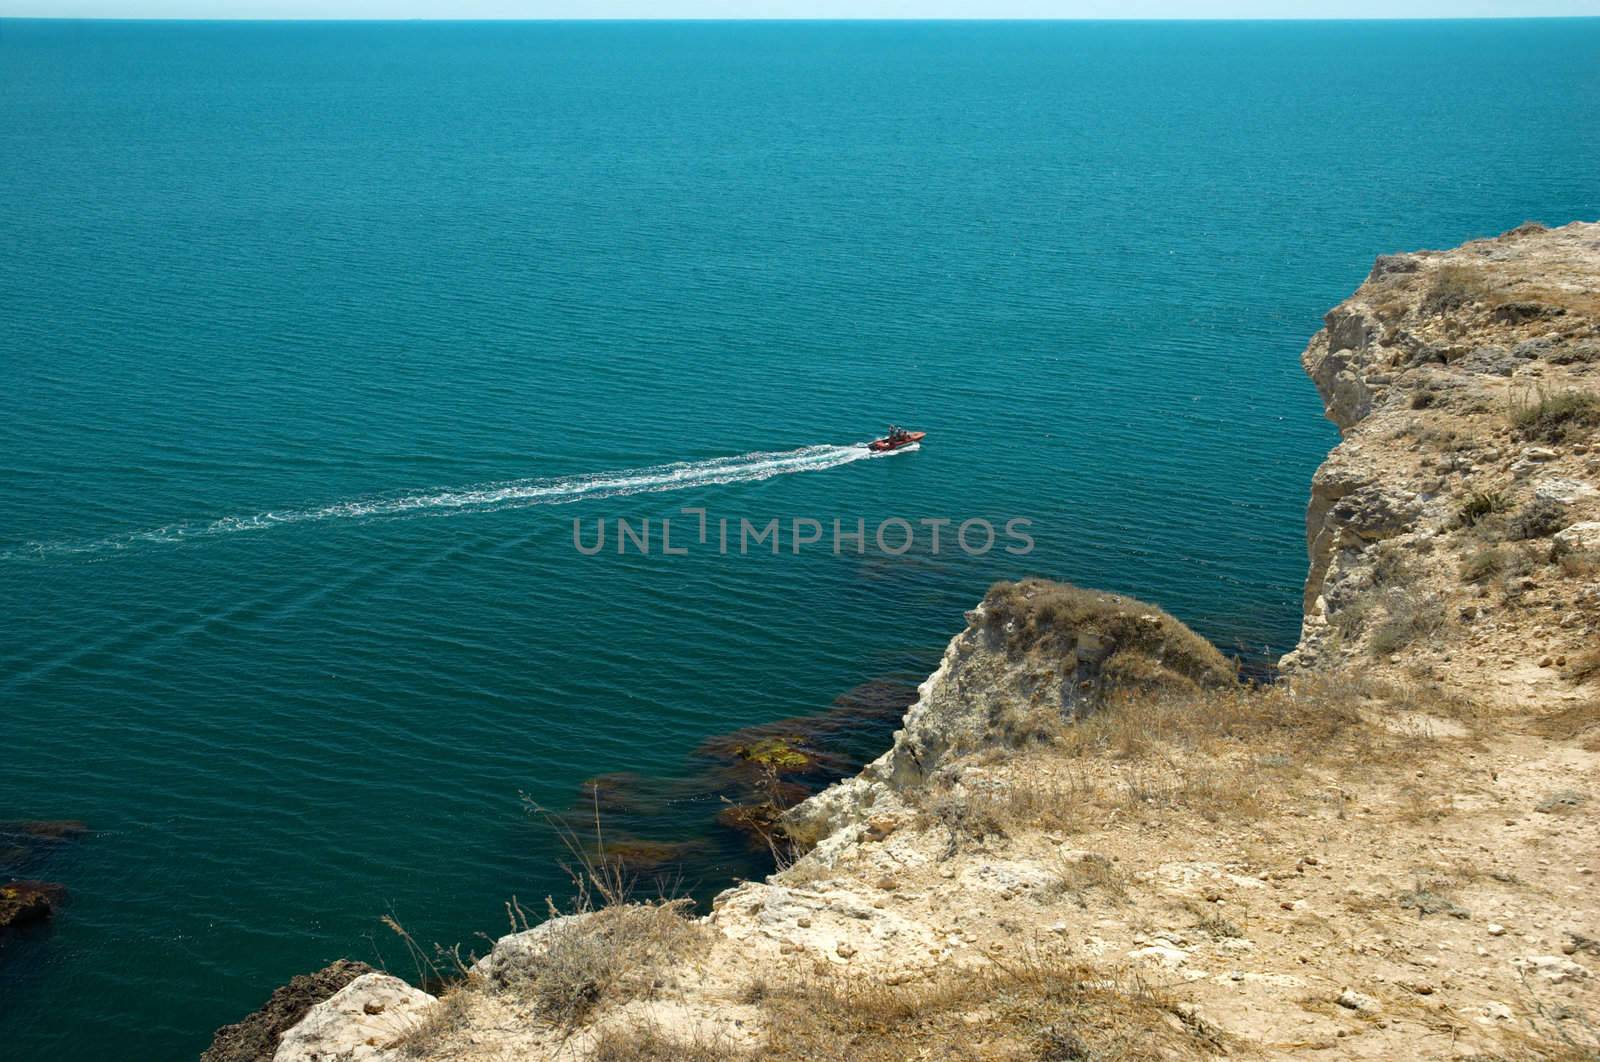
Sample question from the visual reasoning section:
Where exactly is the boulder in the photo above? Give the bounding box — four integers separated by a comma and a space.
1512, 955, 1591, 985
1554, 521, 1600, 556
1534, 478, 1597, 505
470, 913, 587, 985
272, 972, 438, 1062
1327, 485, 1422, 543
1372, 254, 1422, 277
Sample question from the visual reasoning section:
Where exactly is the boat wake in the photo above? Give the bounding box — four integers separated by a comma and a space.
6, 442, 911, 560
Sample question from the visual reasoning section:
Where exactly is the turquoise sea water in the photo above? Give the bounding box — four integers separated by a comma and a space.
1, 17, 1597, 1059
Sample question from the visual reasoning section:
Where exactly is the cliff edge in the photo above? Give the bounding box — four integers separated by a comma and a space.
217, 223, 1600, 1061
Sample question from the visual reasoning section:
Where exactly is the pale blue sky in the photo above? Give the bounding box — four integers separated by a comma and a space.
3, 0, 1596, 17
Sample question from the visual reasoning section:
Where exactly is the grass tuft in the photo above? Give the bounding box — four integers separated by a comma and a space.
1509, 386, 1600, 442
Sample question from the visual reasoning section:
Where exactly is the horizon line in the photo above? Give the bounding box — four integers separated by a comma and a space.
4, 13, 1598, 19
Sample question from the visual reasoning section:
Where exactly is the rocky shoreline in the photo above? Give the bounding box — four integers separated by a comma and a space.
212, 221, 1600, 1061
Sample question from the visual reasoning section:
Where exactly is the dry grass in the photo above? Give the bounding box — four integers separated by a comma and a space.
1528, 698, 1600, 751
496, 902, 709, 1027
1049, 851, 1129, 906
753, 948, 1223, 1061
924, 764, 1103, 850
921, 674, 1460, 842
1368, 590, 1447, 657
397, 989, 474, 1059
1052, 677, 1371, 766
1424, 263, 1492, 314
590, 1024, 750, 1062
1508, 385, 1600, 442
1461, 546, 1508, 584
981, 579, 1237, 698
898, 661, 1490, 912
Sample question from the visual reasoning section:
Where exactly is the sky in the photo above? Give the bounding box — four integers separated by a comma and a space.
2, 0, 1597, 17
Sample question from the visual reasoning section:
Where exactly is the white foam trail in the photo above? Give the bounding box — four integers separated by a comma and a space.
6, 442, 906, 559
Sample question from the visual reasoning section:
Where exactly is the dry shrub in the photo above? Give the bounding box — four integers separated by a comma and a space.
754, 948, 1222, 1061
1424, 263, 1491, 313
1050, 851, 1128, 906
1368, 591, 1447, 656
1329, 593, 1377, 644
922, 787, 1011, 858
396, 989, 473, 1059
1557, 549, 1600, 578
1508, 497, 1568, 540
1509, 385, 1600, 442
1456, 489, 1511, 529
1194, 912, 1244, 940
1528, 699, 1600, 750
981, 579, 1237, 697
1397, 786, 1453, 824
500, 902, 709, 1027
591, 1024, 751, 1062
1461, 546, 1507, 583
1562, 649, 1600, 686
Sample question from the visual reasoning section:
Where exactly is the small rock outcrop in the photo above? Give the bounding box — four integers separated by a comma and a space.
783, 578, 1234, 855
202, 960, 378, 1062
271, 973, 440, 1062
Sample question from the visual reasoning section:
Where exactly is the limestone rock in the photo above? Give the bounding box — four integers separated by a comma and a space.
1129, 943, 1189, 969
470, 913, 588, 985
1535, 478, 1598, 505
1336, 988, 1381, 1013
1554, 521, 1600, 556
272, 973, 439, 1062
1512, 955, 1591, 985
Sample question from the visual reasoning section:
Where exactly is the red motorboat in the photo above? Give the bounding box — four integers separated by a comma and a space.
869, 426, 925, 452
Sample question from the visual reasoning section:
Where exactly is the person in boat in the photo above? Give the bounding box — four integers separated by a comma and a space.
887, 425, 906, 442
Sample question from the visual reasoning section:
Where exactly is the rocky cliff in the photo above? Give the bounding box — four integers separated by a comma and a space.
215, 223, 1600, 1061
1282, 221, 1600, 686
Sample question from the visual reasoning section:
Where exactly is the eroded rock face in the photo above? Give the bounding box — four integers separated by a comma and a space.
1283, 220, 1600, 672
782, 580, 1234, 859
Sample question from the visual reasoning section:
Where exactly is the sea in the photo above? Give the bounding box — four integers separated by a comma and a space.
1, 17, 1596, 1059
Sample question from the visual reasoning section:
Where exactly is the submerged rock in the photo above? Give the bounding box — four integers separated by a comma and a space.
0, 880, 65, 929
0, 820, 89, 841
